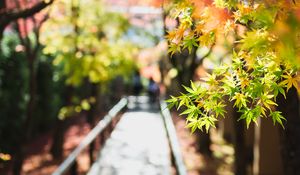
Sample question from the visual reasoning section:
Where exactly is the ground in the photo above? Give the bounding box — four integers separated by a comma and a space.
171, 112, 234, 175
2, 111, 233, 175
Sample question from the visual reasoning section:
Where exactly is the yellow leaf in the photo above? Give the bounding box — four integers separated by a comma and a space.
198, 31, 216, 46
280, 73, 300, 91
166, 30, 177, 41
176, 25, 186, 40
240, 77, 249, 89
194, 22, 204, 35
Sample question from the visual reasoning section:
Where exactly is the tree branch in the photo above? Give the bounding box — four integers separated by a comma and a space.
8, 0, 53, 20
0, 0, 54, 37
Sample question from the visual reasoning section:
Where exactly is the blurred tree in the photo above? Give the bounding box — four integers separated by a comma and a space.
11, 6, 48, 174
40, 0, 137, 159
0, 33, 27, 158
0, 11, 65, 175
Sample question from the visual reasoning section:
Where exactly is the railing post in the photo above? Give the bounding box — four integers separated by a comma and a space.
70, 160, 78, 175
109, 120, 114, 133
89, 141, 95, 167
104, 125, 109, 139
99, 131, 103, 147
101, 130, 106, 144
112, 117, 116, 128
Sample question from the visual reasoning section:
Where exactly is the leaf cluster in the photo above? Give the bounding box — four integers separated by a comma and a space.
166, 0, 300, 132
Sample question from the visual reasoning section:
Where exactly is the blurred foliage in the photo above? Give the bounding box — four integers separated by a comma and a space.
0, 32, 65, 155
39, 0, 139, 120
57, 97, 95, 120
166, 0, 300, 132
0, 33, 28, 153
40, 0, 138, 87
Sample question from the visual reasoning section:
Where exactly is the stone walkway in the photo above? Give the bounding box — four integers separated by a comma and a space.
87, 96, 171, 175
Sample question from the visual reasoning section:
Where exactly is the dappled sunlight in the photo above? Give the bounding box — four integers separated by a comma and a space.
63, 121, 90, 152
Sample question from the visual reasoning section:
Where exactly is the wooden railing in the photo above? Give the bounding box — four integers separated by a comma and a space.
160, 100, 187, 175
52, 98, 128, 175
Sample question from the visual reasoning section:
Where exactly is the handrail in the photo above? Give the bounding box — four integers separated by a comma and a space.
160, 100, 187, 175
52, 97, 128, 175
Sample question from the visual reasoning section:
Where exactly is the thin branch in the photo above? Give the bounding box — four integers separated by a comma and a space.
22, 18, 32, 54
13, 0, 26, 47
33, 14, 49, 54
31, 17, 39, 54
15, 21, 26, 49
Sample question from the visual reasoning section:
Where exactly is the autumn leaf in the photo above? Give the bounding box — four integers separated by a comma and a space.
232, 92, 248, 109
168, 43, 181, 56
198, 31, 216, 46
280, 73, 300, 92
166, 30, 177, 41
194, 22, 204, 35
240, 77, 250, 89
176, 25, 187, 40
165, 0, 300, 133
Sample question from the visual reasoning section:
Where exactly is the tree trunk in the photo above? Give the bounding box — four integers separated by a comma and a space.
277, 87, 300, 175
195, 131, 212, 156
0, 26, 4, 42
233, 109, 247, 175
171, 47, 198, 94
50, 85, 73, 159
0, 1, 6, 9
13, 59, 37, 175
50, 119, 66, 159
87, 83, 98, 165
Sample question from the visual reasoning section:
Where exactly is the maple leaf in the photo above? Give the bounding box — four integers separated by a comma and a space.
232, 92, 248, 109
198, 31, 216, 46
182, 34, 199, 53
194, 22, 204, 35
176, 25, 186, 40
166, 30, 177, 41
270, 111, 286, 128
280, 73, 300, 92
258, 93, 277, 110
168, 43, 181, 56
240, 77, 250, 89
240, 30, 269, 51
201, 73, 218, 86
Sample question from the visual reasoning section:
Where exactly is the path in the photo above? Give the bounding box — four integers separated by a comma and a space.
87, 96, 171, 175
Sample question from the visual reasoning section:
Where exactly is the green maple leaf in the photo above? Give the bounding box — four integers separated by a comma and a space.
182, 36, 198, 53
270, 111, 286, 128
